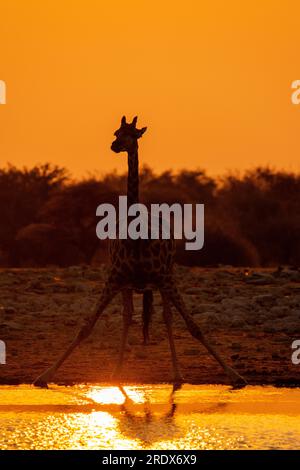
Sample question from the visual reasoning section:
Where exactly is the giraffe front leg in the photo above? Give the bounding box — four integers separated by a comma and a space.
111, 289, 133, 380
33, 282, 119, 388
162, 282, 247, 388
160, 291, 183, 384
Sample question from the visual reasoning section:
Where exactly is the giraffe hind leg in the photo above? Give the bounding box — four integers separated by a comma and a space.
111, 289, 133, 380
160, 290, 183, 384
161, 281, 247, 388
142, 290, 154, 344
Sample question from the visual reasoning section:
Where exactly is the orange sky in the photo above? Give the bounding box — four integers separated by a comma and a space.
0, 0, 300, 177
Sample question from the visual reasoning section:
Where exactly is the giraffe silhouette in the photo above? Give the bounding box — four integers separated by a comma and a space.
111, 117, 154, 379
34, 116, 247, 388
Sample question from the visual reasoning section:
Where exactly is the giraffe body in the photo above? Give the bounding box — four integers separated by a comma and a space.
110, 237, 175, 290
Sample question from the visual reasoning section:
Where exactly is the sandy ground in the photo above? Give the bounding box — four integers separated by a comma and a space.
0, 265, 299, 386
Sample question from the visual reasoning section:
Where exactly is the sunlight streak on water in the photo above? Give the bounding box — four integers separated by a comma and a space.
87, 386, 145, 405
0, 385, 300, 450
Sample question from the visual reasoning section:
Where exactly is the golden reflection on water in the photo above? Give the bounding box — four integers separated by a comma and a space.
87, 386, 145, 405
0, 385, 300, 450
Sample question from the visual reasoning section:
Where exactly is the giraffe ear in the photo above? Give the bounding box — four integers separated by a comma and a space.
137, 126, 147, 138
121, 116, 126, 126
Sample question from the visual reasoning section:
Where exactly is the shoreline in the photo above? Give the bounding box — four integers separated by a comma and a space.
0, 265, 299, 387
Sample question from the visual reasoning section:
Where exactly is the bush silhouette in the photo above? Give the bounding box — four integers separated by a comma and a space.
15, 223, 84, 267
0, 163, 298, 267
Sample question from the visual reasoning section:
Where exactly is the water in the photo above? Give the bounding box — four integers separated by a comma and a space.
0, 385, 300, 450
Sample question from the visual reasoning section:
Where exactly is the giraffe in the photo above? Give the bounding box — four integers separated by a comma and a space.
118, 115, 154, 350
111, 116, 153, 379
33, 116, 247, 388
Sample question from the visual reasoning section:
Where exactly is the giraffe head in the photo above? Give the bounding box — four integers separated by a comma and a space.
111, 116, 147, 154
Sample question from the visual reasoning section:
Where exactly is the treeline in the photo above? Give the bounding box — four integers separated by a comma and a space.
0, 163, 299, 267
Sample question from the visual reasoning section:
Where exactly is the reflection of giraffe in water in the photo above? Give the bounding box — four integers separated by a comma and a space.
117, 384, 180, 447
116, 384, 229, 448
34, 116, 247, 388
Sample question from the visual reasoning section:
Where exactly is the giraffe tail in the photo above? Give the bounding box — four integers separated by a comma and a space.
142, 290, 153, 345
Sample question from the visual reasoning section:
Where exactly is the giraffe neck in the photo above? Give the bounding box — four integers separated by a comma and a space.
127, 145, 139, 206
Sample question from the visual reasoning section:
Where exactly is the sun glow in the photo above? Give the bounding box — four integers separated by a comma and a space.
87, 386, 145, 405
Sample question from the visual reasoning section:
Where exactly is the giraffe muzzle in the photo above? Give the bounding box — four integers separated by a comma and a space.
111, 141, 123, 153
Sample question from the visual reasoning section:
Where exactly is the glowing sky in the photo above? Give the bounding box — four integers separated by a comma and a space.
0, 1, 300, 177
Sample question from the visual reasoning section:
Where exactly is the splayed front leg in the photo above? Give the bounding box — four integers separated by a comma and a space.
34, 281, 119, 388
161, 282, 247, 388
33, 317, 97, 388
